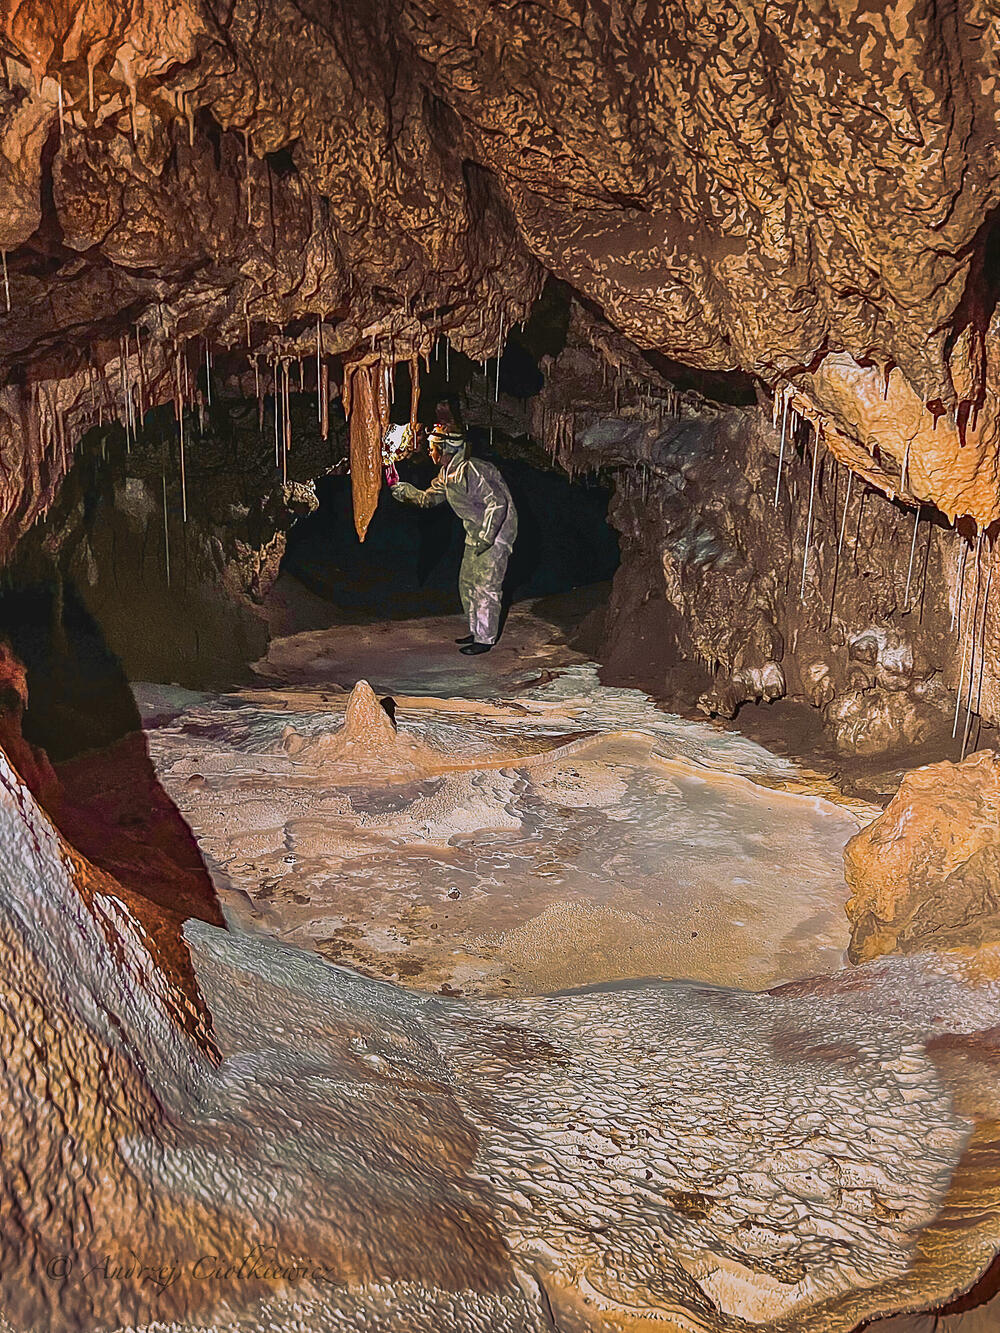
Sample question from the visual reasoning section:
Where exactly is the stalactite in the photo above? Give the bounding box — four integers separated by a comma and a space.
800, 425, 820, 602
774, 387, 790, 509
174, 350, 188, 523
963, 542, 992, 758
321, 362, 330, 441
903, 507, 921, 610
952, 536, 968, 635
135, 325, 147, 419
971, 553, 994, 753
409, 356, 420, 440
205, 342, 212, 408
273, 360, 280, 468
162, 474, 171, 586
282, 360, 291, 485
316, 317, 323, 425
343, 359, 390, 541
954, 531, 983, 740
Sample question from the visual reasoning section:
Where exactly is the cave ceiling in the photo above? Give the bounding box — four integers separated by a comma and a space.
3, 0, 1000, 550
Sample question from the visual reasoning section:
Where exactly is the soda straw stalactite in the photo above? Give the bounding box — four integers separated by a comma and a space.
773, 386, 789, 509
174, 347, 188, 522
800, 424, 820, 602
954, 531, 983, 740
273, 359, 280, 468
316, 316, 323, 424
282, 359, 291, 485
827, 466, 853, 629
162, 474, 171, 586
903, 506, 921, 610
964, 542, 993, 759
952, 535, 968, 635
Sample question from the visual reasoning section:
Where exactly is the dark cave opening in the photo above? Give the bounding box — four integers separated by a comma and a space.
280, 444, 620, 625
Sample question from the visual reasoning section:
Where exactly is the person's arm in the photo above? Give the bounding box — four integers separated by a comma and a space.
390, 471, 448, 508
468, 466, 509, 551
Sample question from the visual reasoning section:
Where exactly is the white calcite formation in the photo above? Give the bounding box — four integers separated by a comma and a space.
3, 674, 1000, 1329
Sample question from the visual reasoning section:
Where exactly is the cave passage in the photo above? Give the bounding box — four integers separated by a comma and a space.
280, 446, 620, 625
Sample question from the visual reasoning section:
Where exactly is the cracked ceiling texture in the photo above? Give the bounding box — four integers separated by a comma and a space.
2, 0, 1000, 551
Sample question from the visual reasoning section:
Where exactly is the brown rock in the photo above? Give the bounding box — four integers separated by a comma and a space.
845, 751, 1000, 962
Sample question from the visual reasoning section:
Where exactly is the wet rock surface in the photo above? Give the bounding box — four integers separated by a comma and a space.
3, 725, 1000, 1332
137, 611, 864, 996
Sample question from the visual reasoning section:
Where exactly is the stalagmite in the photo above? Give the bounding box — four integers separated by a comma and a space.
800, 425, 820, 601
903, 506, 921, 610
343, 360, 390, 540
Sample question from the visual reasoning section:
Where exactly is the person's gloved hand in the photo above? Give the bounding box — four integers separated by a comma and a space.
385, 463, 399, 487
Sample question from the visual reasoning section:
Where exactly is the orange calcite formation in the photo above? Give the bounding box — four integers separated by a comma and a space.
845, 751, 1000, 962
342, 361, 389, 540
794, 352, 1000, 526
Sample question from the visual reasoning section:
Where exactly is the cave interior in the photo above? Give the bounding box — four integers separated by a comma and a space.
3, 4, 1000, 1332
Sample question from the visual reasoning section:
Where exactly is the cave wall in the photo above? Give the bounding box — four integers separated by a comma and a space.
528, 303, 985, 760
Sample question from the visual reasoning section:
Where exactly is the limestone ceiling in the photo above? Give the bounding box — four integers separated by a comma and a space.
2, 0, 1000, 542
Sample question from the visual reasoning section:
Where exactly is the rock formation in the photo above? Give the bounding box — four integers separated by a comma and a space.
845, 750, 1000, 962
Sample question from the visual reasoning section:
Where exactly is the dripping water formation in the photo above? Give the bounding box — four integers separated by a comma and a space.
1, 8, 1000, 1333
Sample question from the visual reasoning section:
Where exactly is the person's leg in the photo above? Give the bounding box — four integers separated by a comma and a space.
470, 544, 511, 645
458, 543, 476, 637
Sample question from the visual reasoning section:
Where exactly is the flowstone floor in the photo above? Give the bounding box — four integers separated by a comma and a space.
138, 604, 873, 996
